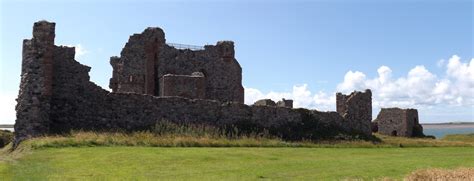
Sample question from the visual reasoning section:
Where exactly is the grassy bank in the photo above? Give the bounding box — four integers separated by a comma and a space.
0, 130, 13, 148
1, 147, 473, 180
442, 133, 474, 143
10, 131, 472, 150
1, 133, 473, 180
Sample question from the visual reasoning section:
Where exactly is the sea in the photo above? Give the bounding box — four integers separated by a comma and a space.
422, 124, 474, 139
0, 128, 13, 132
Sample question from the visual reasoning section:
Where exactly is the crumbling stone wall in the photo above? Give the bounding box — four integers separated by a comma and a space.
109, 28, 244, 103
253, 99, 277, 107
277, 99, 293, 108
159, 72, 206, 99
254, 99, 293, 109
373, 108, 424, 137
336, 89, 372, 135
14, 21, 376, 144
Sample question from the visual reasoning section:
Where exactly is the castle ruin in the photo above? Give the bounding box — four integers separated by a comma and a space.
336, 90, 373, 136
109, 27, 244, 103
373, 108, 424, 137
15, 21, 382, 144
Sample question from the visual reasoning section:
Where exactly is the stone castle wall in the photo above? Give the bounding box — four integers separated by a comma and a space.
159, 73, 206, 99
109, 28, 244, 103
14, 21, 374, 143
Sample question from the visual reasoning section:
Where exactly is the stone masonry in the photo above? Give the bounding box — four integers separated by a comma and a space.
14, 21, 379, 144
254, 99, 293, 109
373, 108, 424, 137
253, 99, 277, 107
14, 21, 55, 143
277, 99, 293, 108
159, 72, 206, 99
109, 27, 244, 103
336, 89, 373, 136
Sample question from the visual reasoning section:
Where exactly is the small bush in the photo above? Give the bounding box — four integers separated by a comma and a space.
0, 130, 13, 148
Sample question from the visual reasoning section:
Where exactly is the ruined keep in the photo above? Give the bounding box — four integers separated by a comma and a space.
373, 108, 424, 137
109, 27, 244, 103
14, 21, 375, 144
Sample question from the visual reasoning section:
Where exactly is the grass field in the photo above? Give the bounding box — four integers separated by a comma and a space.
443, 133, 474, 143
1, 147, 473, 180
0, 133, 473, 180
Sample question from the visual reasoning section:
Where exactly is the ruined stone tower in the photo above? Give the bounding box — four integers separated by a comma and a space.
373, 108, 424, 137
109, 28, 244, 103
14, 21, 55, 142
336, 89, 372, 135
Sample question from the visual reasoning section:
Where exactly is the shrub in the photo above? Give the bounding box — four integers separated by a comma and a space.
0, 130, 13, 148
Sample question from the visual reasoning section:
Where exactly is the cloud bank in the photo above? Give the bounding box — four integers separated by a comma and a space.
245, 55, 474, 112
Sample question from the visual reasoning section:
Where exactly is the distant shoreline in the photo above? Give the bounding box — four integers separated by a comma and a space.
422, 122, 474, 125
0, 124, 13, 128
422, 122, 474, 129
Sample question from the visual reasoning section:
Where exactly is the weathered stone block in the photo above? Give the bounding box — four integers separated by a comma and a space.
159, 73, 206, 99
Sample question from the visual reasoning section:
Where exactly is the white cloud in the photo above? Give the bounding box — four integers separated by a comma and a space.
336, 71, 366, 92
244, 84, 335, 111
336, 55, 473, 109
377, 66, 392, 84
246, 55, 474, 114
63, 44, 88, 59
75, 44, 87, 57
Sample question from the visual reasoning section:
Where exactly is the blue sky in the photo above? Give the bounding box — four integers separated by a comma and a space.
1, 0, 473, 124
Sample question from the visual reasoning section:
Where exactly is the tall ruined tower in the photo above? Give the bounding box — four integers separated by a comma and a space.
336, 89, 372, 135
109, 28, 165, 95
14, 21, 55, 143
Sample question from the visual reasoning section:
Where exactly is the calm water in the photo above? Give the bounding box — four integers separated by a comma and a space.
422, 124, 474, 139
0, 128, 13, 132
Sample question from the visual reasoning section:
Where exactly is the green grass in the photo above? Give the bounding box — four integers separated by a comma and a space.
1, 147, 473, 180
0, 132, 473, 180
442, 133, 474, 143
9, 131, 473, 150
